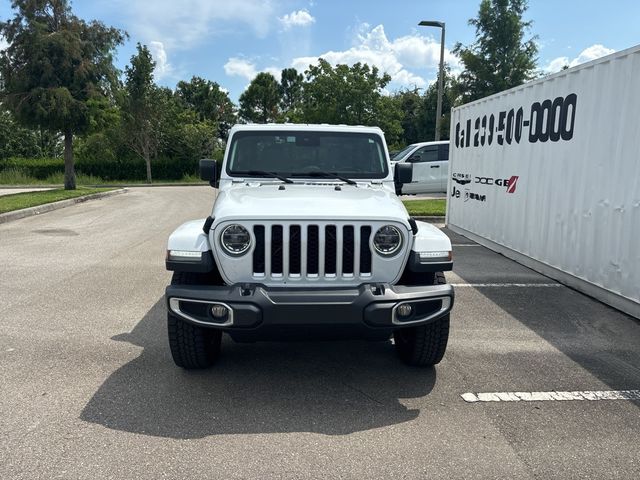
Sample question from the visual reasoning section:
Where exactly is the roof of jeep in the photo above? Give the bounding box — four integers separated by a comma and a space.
229, 123, 385, 135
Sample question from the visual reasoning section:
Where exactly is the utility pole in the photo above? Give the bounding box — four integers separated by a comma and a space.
419, 20, 446, 141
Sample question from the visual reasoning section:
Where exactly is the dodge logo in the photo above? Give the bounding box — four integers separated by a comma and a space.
473, 175, 520, 193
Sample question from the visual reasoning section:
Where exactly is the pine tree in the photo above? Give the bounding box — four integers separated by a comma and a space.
453, 0, 538, 103
0, 0, 124, 189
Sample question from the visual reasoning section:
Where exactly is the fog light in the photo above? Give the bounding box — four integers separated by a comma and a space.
396, 304, 413, 318
211, 304, 229, 319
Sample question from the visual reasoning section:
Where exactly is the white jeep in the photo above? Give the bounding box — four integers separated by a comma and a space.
165, 124, 454, 369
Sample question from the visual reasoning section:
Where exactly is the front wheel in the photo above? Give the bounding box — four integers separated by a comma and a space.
393, 272, 450, 367
168, 272, 222, 369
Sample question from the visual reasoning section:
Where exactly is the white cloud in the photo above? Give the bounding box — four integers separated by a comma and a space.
264, 67, 282, 82
545, 56, 570, 72
148, 41, 172, 80
0, 36, 8, 51
224, 58, 257, 81
225, 24, 458, 93
544, 44, 615, 73
572, 44, 616, 64
279, 9, 315, 30
392, 34, 456, 69
223, 58, 281, 83
291, 24, 459, 90
113, 0, 276, 49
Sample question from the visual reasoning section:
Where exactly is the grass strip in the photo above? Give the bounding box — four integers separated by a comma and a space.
402, 199, 446, 217
0, 188, 114, 214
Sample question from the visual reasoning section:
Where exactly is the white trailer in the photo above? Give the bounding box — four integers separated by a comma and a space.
446, 44, 640, 319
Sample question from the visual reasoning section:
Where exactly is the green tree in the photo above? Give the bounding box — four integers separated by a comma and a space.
452, 0, 537, 103
301, 60, 387, 124
0, 109, 41, 158
238, 72, 281, 123
279, 67, 303, 121
175, 76, 236, 138
419, 67, 454, 141
393, 88, 424, 146
374, 95, 403, 147
0, 0, 125, 189
122, 43, 162, 183
300, 59, 402, 144
157, 86, 218, 166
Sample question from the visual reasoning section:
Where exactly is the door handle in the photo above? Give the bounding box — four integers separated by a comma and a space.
430, 165, 440, 168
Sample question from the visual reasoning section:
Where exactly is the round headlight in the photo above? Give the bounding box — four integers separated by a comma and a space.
220, 224, 251, 255
373, 225, 402, 256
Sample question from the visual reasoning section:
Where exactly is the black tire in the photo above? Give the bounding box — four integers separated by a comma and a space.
167, 271, 222, 369
393, 271, 450, 367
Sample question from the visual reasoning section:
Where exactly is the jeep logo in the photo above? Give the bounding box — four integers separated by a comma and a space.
451, 186, 486, 202
465, 189, 486, 202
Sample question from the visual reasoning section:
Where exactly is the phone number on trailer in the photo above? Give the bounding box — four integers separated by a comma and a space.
454, 93, 577, 149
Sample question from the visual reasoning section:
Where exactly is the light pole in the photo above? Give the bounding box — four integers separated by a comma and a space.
419, 20, 445, 141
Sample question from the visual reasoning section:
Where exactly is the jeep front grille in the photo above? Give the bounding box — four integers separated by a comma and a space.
252, 224, 373, 279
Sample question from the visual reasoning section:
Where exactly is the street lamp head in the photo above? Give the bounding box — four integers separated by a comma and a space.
419, 20, 445, 28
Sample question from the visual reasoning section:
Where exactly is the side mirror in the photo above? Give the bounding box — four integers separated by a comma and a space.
394, 162, 413, 184
199, 159, 217, 187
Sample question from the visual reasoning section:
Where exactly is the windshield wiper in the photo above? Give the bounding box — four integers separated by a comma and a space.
233, 170, 293, 184
291, 171, 357, 185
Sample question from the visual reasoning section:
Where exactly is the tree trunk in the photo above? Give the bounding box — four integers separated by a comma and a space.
39, 127, 45, 157
144, 146, 152, 184
64, 129, 76, 190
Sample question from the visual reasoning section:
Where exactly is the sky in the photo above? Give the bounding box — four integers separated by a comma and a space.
1, 0, 639, 101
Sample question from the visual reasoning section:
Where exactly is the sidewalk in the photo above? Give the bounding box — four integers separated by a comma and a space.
0, 187, 54, 197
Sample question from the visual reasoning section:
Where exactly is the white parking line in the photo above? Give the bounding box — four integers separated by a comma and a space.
461, 390, 640, 403
452, 244, 483, 246
450, 283, 562, 288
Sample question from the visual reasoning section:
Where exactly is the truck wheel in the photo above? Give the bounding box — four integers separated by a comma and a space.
393, 272, 450, 367
167, 272, 222, 369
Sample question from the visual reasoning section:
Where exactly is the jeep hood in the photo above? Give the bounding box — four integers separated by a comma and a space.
212, 183, 409, 222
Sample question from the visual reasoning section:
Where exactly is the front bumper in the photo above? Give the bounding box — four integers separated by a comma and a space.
166, 282, 454, 341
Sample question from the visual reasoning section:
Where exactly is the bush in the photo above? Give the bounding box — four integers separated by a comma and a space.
0, 167, 42, 184
44, 171, 106, 185
76, 156, 145, 180
1, 154, 203, 182
0, 157, 64, 179
75, 155, 199, 180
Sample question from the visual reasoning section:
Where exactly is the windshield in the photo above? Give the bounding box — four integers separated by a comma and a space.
226, 130, 389, 179
391, 144, 417, 161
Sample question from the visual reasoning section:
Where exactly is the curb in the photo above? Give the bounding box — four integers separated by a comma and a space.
413, 216, 446, 223
0, 188, 127, 224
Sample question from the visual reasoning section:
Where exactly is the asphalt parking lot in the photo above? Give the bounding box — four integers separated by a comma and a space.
1, 186, 639, 479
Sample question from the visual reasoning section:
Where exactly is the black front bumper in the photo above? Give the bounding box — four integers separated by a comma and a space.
166, 283, 454, 342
